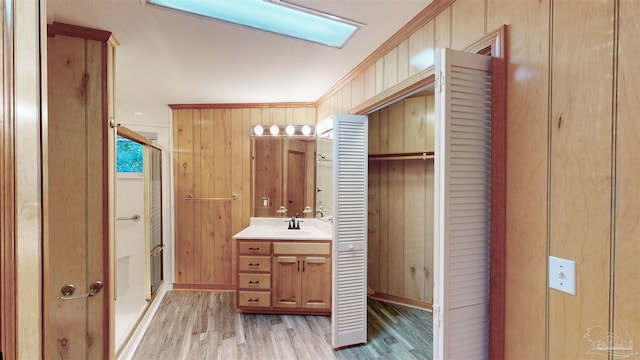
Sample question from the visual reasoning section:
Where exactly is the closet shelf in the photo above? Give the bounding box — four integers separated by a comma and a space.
368, 151, 434, 161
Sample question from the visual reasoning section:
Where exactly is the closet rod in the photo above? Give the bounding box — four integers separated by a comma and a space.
368, 153, 434, 161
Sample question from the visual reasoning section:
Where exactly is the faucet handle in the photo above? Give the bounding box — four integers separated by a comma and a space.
276, 205, 287, 214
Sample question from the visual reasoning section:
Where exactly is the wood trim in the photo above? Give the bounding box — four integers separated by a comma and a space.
487, 25, 507, 360
168, 102, 316, 110
316, 0, 455, 106
368, 292, 433, 311
1, 11, 17, 356
1, 0, 17, 354
47, 22, 113, 42
350, 67, 435, 115
101, 38, 119, 360
236, 306, 330, 316
464, 25, 506, 59
172, 284, 237, 291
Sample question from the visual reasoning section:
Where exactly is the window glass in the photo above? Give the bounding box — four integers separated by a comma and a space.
117, 136, 143, 173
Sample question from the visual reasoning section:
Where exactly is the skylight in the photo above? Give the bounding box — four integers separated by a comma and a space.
146, 0, 363, 48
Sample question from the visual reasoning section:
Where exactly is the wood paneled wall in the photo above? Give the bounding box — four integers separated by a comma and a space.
367, 94, 435, 304
172, 105, 316, 288
316, 0, 640, 358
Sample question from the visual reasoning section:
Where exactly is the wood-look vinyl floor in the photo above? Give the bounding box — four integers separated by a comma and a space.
131, 291, 432, 360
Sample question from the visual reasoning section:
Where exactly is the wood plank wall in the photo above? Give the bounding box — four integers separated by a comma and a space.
316, 0, 640, 358
367, 94, 435, 304
172, 105, 316, 288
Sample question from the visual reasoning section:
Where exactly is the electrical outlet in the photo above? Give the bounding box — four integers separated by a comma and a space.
549, 256, 576, 296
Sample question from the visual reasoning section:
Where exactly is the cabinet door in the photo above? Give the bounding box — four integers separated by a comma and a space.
272, 256, 301, 308
301, 256, 331, 309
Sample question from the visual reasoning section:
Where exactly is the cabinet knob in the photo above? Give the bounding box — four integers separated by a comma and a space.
248, 280, 260, 284
248, 298, 259, 302
248, 263, 259, 266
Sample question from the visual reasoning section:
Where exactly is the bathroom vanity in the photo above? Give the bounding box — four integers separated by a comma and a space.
233, 218, 332, 315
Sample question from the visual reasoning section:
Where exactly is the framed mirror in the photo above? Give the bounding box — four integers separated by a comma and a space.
251, 137, 316, 217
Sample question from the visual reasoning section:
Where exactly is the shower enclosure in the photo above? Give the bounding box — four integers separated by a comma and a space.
115, 127, 164, 353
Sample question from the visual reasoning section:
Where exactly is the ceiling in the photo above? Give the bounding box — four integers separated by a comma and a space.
46, 0, 432, 123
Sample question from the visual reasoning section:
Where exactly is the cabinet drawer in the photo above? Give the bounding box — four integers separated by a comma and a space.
238, 291, 271, 307
238, 273, 271, 290
239, 256, 271, 272
273, 242, 330, 255
238, 241, 270, 255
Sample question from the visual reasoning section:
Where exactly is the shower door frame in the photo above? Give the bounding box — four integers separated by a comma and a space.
116, 126, 164, 299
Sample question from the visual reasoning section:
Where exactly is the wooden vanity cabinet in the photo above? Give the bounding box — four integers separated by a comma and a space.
272, 242, 331, 310
235, 239, 331, 315
237, 240, 271, 308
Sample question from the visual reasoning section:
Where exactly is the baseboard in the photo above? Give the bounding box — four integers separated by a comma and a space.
117, 283, 172, 360
172, 283, 236, 291
368, 292, 433, 312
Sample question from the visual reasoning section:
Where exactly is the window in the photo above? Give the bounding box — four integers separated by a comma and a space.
117, 136, 143, 173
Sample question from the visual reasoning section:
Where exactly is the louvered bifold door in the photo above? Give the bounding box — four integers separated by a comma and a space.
331, 114, 368, 348
433, 48, 492, 360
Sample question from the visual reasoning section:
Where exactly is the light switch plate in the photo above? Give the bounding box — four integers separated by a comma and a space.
549, 256, 576, 296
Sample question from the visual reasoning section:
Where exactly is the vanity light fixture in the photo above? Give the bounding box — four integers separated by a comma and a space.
253, 125, 265, 136
249, 124, 316, 137
145, 0, 363, 48
285, 125, 296, 136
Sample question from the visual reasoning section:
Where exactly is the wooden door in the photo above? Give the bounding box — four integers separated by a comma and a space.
286, 150, 306, 215
300, 256, 331, 309
45, 24, 115, 359
272, 256, 301, 308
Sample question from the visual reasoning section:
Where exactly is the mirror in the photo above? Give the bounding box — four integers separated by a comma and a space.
251, 137, 316, 217
315, 124, 333, 221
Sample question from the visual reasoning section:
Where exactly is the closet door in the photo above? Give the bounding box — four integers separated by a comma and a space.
433, 48, 492, 360
330, 114, 368, 348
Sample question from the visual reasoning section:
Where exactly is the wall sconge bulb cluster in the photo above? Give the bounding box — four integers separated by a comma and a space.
249, 124, 316, 137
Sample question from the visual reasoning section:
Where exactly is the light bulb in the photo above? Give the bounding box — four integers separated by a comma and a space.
301, 125, 311, 136
285, 125, 295, 135
269, 125, 280, 135
253, 125, 264, 136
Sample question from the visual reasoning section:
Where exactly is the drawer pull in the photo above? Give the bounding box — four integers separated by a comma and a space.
248, 262, 260, 266
248, 247, 260, 251
248, 280, 260, 284
248, 298, 260, 302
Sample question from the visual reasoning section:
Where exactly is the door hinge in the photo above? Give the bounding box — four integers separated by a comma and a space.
433, 304, 442, 327
435, 71, 444, 93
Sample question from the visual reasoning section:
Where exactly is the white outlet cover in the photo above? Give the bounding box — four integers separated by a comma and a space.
549, 256, 576, 296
